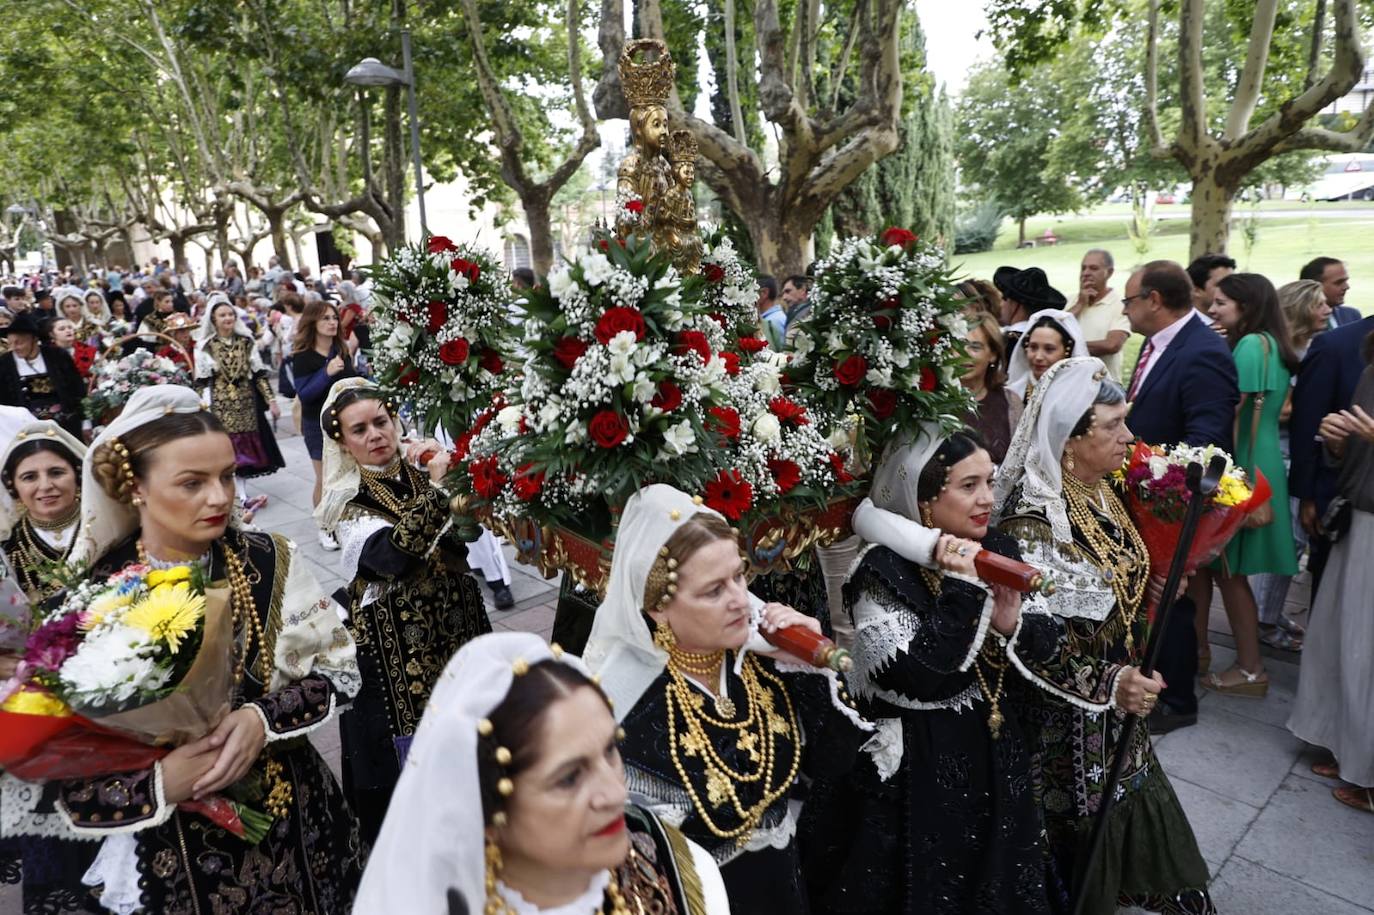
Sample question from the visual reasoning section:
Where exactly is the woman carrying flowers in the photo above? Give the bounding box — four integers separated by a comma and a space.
0, 385, 365, 913
993, 358, 1214, 914
315, 378, 493, 844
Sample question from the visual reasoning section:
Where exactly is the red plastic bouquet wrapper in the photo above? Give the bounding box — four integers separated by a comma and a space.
1122, 442, 1272, 619
0, 708, 251, 838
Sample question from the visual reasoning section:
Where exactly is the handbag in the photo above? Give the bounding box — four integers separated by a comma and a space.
1321, 496, 1353, 545
1242, 333, 1275, 529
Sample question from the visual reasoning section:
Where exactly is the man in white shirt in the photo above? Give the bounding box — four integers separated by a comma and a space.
1070, 248, 1132, 380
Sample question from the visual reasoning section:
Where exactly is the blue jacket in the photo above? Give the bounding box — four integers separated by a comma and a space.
1333, 305, 1363, 328
1125, 314, 1239, 451
1289, 314, 1374, 507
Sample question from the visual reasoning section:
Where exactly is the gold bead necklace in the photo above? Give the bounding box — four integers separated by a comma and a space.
1061, 473, 1149, 655
358, 455, 422, 518
663, 654, 801, 841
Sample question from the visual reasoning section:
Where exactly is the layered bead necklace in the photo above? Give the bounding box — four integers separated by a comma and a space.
11, 503, 80, 598
137, 538, 265, 686
1061, 472, 1149, 655
663, 650, 801, 841
358, 455, 423, 518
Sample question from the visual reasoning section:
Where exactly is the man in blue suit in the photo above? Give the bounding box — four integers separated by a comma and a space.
1122, 260, 1241, 733
1289, 311, 1374, 601
1299, 257, 1362, 328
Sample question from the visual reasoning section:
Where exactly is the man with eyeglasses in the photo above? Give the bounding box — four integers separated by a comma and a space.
1121, 259, 1240, 734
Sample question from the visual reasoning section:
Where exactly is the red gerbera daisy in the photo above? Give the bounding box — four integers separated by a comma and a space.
703, 469, 754, 521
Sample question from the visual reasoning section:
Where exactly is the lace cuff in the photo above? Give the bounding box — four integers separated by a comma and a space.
247, 674, 338, 742
56, 766, 172, 837
389, 485, 451, 558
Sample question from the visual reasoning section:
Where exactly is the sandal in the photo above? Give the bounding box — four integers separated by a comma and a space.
1260, 627, 1303, 652
1201, 665, 1269, 698
1312, 760, 1341, 779
1333, 786, 1374, 814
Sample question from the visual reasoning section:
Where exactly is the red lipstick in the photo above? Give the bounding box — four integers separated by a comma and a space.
593, 815, 626, 838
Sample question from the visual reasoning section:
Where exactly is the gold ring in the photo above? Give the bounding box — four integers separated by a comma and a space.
945, 542, 960, 555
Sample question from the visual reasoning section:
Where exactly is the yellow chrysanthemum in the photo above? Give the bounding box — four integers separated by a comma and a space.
146, 566, 193, 589
1, 688, 72, 717
124, 582, 205, 654
83, 590, 133, 629
1213, 475, 1253, 508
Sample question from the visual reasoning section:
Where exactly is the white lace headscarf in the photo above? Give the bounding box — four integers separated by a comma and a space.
0, 409, 45, 541
313, 377, 388, 534
992, 356, 1112, 541
52, 286, 85, 321
849, 422, 947, 568
583, 484, 733, 719
70, 385, 238, 566
355, 632, 594, 912
194, 292, 262, 383
1006, 308, 1088, 398
81, 288, 111, 325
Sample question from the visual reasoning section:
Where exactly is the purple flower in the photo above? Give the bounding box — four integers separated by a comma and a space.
23, 613, 84, 674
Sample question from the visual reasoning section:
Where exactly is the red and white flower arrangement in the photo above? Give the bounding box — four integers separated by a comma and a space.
682, 230, 764, 356
786, 227, 975, 461
463, 234, 729, 525
367, 235, 516, 432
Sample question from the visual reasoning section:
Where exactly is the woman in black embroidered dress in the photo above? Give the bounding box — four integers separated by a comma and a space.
583, 484, 874, 915
993, 358, 1214, 915
315, 379, 493, 843
0, 385, 365, 914
1, 422, 85, 604
804, 427, 1057, 914
358, 631, 730, 913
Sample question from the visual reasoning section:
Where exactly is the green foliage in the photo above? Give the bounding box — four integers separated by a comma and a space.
954, 201, 1008, 255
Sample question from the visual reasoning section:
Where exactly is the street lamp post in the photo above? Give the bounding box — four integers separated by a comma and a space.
346, 25, 428, 238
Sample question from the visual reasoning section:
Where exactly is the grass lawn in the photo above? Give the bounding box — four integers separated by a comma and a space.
955, 207, 1374, 316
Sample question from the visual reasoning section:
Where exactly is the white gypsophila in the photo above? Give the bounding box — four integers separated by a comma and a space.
607, 269, 650, 309
579, 252, 615, 287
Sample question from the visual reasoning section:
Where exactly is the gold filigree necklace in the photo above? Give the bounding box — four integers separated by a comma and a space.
1062, 473, 1149, 654
918, 569, 1009, 738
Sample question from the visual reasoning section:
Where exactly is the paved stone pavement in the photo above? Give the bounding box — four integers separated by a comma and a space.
4, 409, 1371, 913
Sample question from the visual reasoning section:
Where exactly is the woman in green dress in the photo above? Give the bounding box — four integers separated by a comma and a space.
1199, 273, 1301, 697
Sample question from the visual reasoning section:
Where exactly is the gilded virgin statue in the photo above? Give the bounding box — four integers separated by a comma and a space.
615, 39, 701, 274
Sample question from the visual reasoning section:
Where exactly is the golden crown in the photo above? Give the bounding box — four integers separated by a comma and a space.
667, 129, 698, 164
619, 39, 675, 109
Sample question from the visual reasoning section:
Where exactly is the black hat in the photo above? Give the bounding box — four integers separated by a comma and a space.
0, 311, 42, 337
993, 266, 1067, 313
34, 288, 53, 302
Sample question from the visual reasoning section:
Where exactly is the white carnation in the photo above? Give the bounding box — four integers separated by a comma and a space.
752, 413, 782, 444
606, 330, 637, 357
662, 419, 697, 456
548, 269, 578, 300
579, 253, 614, 287
497, 405, 524, 434
792, 333, 814, 358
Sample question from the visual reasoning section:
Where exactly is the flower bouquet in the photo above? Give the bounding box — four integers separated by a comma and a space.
83, 349, 192, 424
0, 563, 274, 842
785, 227, 975, 464
367, 236, 517, 434
1120, 441, 1272, 615
463, 233, 729, 527
681, 229, 765, 356
708, 355, 861, 570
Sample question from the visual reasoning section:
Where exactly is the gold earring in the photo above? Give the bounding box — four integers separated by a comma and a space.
653, 622, 676, 652
1063, 451, 1076, 474
484, 839, 504, 905
919, 504, 934, 528
131, 495, 145, 507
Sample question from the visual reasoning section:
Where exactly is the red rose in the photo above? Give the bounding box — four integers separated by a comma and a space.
450, 257, 481, 283
703, 263, 726, 283
553, 337, 589, 370
625, 199, 645, 215
721, 351, 740, 376
598, 239, 611, 252
470, 456, 507, 499
708, 406, 741, 440
397, 364, 420, 387
651, 381, 682, 412
833, 354, 868, 387
872, 296, 898, 331
703, 469, 754, 521
427, 235, 457, 254
426, 300, 447, 334
880, 227, 917, 248
588, 410, 630, 449
867, 387, 897, 419
919, 366, 938, 391
675, 330, 711, 365
768, 396, 809, 427
738, 336, 768, 353
439, 338, 471, 365
767, 458, 802, 494
829, 452, 853, 484
512, 463, 545, 501
479, 349, 504, 374
594, 306, 647, 345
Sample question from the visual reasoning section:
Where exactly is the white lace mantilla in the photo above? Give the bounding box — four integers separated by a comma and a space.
336, 513, 393, 609
1014, 535, 1117, 622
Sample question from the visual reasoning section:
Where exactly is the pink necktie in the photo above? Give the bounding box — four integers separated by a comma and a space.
1128, 341, 1155, 401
